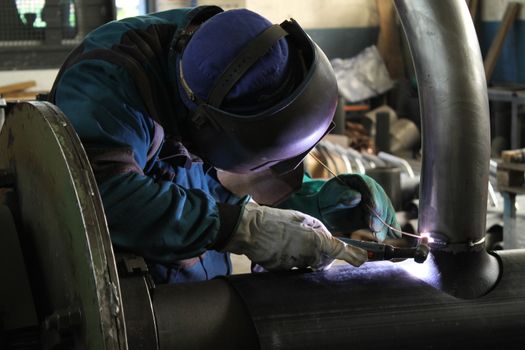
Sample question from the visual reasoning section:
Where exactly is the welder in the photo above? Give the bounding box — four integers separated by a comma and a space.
49, 6, 401, 283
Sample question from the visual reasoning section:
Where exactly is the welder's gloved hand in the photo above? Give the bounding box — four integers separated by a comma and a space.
222, 202, 368, 270
279, 174, 400, 242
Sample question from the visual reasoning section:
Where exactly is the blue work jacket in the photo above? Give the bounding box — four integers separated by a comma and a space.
51, 6, 245, 283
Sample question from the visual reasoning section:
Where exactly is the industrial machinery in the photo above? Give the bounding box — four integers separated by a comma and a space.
1, 1, 525, 349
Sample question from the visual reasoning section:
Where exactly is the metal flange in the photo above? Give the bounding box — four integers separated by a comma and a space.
0, 101, 127, 349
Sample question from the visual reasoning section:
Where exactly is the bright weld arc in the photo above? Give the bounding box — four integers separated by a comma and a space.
309, 152, 424, 240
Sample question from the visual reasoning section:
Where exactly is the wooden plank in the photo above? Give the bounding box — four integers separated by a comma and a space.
0, 81, 36, 94
484, 2, 521, 83
3, 91, 41, 101
497, 185, 525, 195
497, 169, 525, 187
468, 0, 479, 21
497, 161, 525, 172
376, 0, 406, 80
501, 149, 525, 163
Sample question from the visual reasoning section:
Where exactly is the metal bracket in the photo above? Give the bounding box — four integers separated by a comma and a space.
117, 254, 159, 349
116, 254, 155, 291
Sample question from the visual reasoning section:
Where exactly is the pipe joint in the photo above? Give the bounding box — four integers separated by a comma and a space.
429, 232, 487, 253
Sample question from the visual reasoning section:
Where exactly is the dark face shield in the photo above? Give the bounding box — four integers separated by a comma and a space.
216, 163, 306, 206
216, 123, 334, 206
178, 18, 339, 176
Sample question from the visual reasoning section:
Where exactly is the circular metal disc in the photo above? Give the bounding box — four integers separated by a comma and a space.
0, 102, 126, 349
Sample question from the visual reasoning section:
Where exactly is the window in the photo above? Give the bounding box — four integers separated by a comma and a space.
0, 0, 114, 69
115, 0, 147, 20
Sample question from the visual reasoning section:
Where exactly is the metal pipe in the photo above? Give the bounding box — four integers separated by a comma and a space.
232, 251, 524, 349
394, 0, 499, 298
337, 149, 354, 173
153, 279, 259, 349
345, 147, 367, 174
361, 152, 386, 168
149, 251, 525, 349
377, 151, 415, 178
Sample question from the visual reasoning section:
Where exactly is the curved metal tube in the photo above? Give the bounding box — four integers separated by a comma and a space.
395, 0, 489, 247
377, 151, 415, 178
394, 0, 499, 297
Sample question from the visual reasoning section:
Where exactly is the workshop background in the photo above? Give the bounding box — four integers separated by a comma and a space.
2, 1, 525, 348
2, 0, 525, 267
3, 0, 525, 85
0, 0, 521, 251
4, 0, 524, 247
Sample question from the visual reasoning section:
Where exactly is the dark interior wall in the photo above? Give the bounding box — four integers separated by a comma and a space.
1, 0, 382, 70
306, 27, 379, 60
480, 20, 525, 85
0, 0, 115, 70
478, 0, 525, 85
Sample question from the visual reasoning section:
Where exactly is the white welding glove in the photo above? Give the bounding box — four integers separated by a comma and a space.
223, 202, 368, 271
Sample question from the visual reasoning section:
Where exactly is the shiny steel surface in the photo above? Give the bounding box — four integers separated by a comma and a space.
224, 251, 525, 349
394, 0, 499, 297
143, 249, 525, 349
153, 279, 259, 349
395, 0, 490, 249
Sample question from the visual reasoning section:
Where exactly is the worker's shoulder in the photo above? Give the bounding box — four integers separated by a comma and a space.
81, 6, 222, 52
80, 8, 189, 51
151, 5, 223, 23
149, 7, 196, 24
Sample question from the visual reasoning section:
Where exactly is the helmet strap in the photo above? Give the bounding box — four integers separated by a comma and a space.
207, 24, 289, 108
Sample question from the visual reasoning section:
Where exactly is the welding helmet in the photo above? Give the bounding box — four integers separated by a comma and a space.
173, 7, 337, 175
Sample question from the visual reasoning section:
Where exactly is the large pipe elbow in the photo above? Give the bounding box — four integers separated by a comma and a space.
394, 0, 499, 297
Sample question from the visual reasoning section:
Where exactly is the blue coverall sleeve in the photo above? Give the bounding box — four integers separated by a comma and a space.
99, 172, 220, 262
54, 58, 232, 264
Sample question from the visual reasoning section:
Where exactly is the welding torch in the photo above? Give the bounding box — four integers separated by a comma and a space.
307, 152, 431, 264
338, 236, 429, 263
